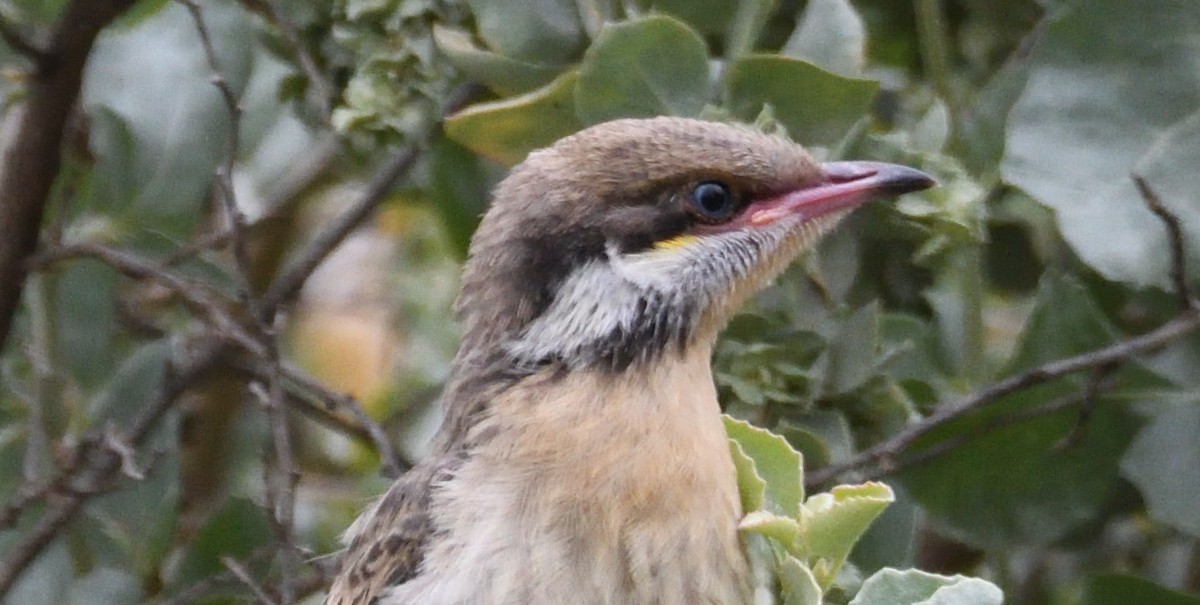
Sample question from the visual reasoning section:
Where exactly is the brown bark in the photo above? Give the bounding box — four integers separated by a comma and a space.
0, 0, 137, 351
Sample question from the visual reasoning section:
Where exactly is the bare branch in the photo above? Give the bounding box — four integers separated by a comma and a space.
0, 0, 138, 351
252, 324, 300, 604
1133, 174, 1197, 310
278, 361, 407, 475
30, 242, 264, 355
0, 336, 226, 599
256, 81, 481, 316
222, 556, 280, 605
806, 309, 1200, 487
858, 391, 1089, 481
260, 143, 422, 313
175, 0, 260, 311
162, 137, 341, 267
178, 4, 303, 599
1054, 362, 1119, 451
102, 423, 147, 480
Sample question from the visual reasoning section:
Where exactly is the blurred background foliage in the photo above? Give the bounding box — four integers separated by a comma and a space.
0, 0, 1198, 603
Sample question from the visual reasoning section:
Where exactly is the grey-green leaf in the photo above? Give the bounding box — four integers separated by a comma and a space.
899, 273, 1147, 548
1002, 0, 1200, 289
575, 16, 711, 125
782, 0, 866, 76
725, 415, 805, 517
433, 25, 561, 96
1120, 400, 1200, 536
849, 568, 1003, 605
444, 71, 583, 165
725, 55, 877, 147
465, 0, 586, 64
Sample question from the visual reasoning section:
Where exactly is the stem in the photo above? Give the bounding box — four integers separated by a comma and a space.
960, 246, 986, 385
914, 0, 957, 118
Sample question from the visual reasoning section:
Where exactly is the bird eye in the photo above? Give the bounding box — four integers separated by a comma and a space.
690, 181, 736, 222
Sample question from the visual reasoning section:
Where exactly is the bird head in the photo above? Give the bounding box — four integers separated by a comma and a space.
454, 117, 933, 372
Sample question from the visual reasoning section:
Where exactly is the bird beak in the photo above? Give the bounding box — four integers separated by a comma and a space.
746, 161, 936, 227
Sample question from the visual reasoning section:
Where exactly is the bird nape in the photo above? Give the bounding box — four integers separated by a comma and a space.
327, 117, 934, 605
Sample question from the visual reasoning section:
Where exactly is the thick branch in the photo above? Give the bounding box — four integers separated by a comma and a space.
0, 0, 137, 351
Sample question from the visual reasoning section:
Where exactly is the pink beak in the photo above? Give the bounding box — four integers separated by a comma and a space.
746, 161, 936, 227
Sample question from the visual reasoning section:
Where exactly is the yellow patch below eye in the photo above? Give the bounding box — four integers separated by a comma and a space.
652, 234, 700, 251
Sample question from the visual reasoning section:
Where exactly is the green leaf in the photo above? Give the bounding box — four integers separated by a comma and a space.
779, 555, 825, 605
740, 510, 802, 546
45, 262, 118, 390
730, 437, 767, 513
848, 489, 919, 575
779, 412, 852, 469
782, 0, 866, 76
1082, 573, 1200, 605
1120, 400, 1200, 536
433, 25, 562, 96
849, 568, 1003, 605
445, 71, 584, 165
575, 16, 711, 125
801, 482, 895, 590
724, 415, 805, 517
1002, 0, 1200, 289
5, 541, 71, 605
900, 273, 1148, 548
725, 55, 878, 147
909, 99, 950, 155
820, 302, 880, 397
652, 0, 736, 37
726, 0, 775, 57
429, 135, 491, 258
954, 56, 1031, 175
83, 340, 170, 425
465, 0, 586, 64
173, 497, 272, 586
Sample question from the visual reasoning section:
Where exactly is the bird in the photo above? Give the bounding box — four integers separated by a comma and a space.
326, 116, 934, 605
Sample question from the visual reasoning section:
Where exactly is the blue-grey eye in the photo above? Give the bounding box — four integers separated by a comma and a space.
691, 181, 735, 221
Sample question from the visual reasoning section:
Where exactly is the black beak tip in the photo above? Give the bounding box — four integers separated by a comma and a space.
876, 164, 938, 196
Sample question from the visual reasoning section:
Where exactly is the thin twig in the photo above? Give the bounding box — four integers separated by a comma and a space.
162, 137, 341, 267
257, 81, 479, 316
278, 361, 406, 475
1133, 174, 1197, 310
0, 336, 225, 599
260, 144, 422, 313
222, 556, 280, 605
176, 0, 260, 314
30, 242, 264, 355
1054, 362, 1119, 451
231, 357, 409, 472
179, 4, 300, 599
254, 321, 299, 604
857, 391, 1089, 481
